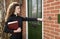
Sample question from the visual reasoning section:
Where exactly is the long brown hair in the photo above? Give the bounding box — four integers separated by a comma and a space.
5, 2, 20, 22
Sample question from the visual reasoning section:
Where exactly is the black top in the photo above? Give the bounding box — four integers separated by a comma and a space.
4, 14, 37, 39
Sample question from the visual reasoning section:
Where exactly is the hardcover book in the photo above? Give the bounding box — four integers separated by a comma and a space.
8, 21, 19, 30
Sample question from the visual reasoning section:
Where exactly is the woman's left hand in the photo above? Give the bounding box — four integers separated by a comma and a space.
16, 27, 21, 32
14, 27, 21, 33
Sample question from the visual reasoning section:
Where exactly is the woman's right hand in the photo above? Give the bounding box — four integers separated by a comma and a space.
14, 27, 21, 33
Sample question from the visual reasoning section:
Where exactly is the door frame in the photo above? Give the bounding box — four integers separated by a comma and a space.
42, 0, 44, 39
26, 0, 44, 39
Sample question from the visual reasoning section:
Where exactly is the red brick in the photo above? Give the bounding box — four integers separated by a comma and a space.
51, 24, 59, 28
55, 28, 60, 32
54, 14, 58, 16
55, 36, 60, 39
44, 29, 50, 33
47, 33, 54, 37
51, 10, 59, 14
52, 17, 57, 20
44, 32, 54, 38
47, 0, 54, 3
47, 27, 54, 31
47, 21, 54, 23
51, 1, 60, 6
44, 35, 50, 39
55, 5, 60, 9
44, 23, 50, 26
44, 4, 50, 7
44, 1, 47, 4
50, 31, 59, 35
47, 14, 54, 16
44, 11, 50, 13
44, 8, 47, 10
47, 7, 54, 10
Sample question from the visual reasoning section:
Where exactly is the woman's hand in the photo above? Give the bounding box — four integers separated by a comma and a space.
14, 27, 21, 33
37, 18, 42, 21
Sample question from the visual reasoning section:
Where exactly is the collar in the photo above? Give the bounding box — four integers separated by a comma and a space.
14, 12, 17, 16
10, 13, 21, 17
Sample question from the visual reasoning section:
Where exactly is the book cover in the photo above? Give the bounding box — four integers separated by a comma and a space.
8, 21, 19, 30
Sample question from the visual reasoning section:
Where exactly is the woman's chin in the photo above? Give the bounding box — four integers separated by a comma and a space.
17, 13, 20, 16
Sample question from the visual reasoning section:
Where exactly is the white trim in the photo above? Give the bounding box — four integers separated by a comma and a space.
26, 0, 28, 39
42, 0, 44, 39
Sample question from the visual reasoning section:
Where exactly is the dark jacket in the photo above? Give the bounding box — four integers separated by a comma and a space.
4, 14, 37, 39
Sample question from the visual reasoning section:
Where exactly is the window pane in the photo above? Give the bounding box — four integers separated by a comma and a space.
32, 0, 37, 18
38, 0, 42, 18
28, 0, 32, 18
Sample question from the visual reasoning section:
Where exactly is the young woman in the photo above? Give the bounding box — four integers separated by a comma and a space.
4, 2, 42, 39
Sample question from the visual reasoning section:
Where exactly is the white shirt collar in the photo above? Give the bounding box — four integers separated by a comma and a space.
14, 12, 17, 16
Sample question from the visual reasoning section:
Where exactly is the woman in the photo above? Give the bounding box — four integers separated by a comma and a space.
4, 2, 42, 39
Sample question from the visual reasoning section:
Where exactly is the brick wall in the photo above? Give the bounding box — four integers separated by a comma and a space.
21, 0, 26, 39
44, 0, 60, 39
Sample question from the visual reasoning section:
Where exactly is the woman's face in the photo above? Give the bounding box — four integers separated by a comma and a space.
15, 6, 20, 14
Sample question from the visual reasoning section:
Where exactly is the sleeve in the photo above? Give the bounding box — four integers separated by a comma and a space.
4, 19, 13, 33
22, 17, 38, 21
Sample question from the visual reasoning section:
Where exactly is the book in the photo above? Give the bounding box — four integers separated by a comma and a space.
8, 21, 19, 30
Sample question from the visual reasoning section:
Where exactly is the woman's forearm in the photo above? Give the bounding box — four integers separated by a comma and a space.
22, 17, 42, 21
22, 17, 37, 21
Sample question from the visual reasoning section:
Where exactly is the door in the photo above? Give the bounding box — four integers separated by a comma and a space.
28, 0, 42, 39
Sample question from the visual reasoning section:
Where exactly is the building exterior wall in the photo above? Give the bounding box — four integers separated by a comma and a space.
44, 0, 60, 39
21, 0, 26, 39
